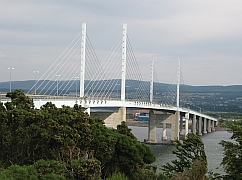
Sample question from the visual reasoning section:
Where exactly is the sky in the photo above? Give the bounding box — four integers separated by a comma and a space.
1, 0, 242, 86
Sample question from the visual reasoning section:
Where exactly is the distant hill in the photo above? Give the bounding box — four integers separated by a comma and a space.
0, 80, 242, 94
180, 84, 242, 93
1, 80, 242, 114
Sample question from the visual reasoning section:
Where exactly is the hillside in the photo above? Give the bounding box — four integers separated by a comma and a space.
1, 80, 242, 114
1, 80, 242, 93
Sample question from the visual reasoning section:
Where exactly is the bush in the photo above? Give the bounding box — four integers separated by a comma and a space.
106, 172, 128, 180
0, 165, 38, 180
162, 134, 207, 178
68, 158, 101, 180
33, 159, 66, 179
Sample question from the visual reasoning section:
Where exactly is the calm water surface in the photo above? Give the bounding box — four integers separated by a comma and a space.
129, 126, 231, 173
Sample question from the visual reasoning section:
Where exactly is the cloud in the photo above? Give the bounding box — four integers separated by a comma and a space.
0, 0, 242, 85
0, 52, 6, 58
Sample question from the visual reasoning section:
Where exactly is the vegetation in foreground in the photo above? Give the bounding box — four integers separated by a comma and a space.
0, 89, 242, 179
0, 90, 156, 179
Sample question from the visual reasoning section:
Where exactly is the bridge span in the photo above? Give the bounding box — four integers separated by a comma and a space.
0, 94, 218, 142
1, 23, 218, 142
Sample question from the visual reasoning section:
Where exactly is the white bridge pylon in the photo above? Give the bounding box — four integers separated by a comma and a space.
79, 23, 129, 101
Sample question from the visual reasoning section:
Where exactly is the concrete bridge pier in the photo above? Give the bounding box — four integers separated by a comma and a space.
185, 112, 189, 137
179, 113, 184, 135
171, 111, 180, 141
203, 118, 207, 134
91, 107, 126, 129
212, 120, 215, 131
207, 119, 211, 133
105, 106, 126, 128
148, 109, 179, 142
162, 123, 167, 140
198, 116, 202, 136
215, 120, 218, 127
192, 115, 197, 135
148, 110, 158, 143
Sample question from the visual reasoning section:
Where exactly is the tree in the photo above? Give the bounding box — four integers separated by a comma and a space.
89, 120, 156, 179
0, 90, 97, 167
162, 134, 207, 179
117, 121, 136, 139
220, 120, 242, 180
0, 90, 157, 179
112, 122, 156, 179
68, 158, 101, 180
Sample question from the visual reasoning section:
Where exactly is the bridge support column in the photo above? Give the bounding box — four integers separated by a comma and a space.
212, 120, 215, 131
179, 114, 184, 135
192, 115, 197, 135
207, 119, 211, 133
98, 107, 126, 129
147, 110, 176, 142
148, 110, 157, 143
203, 118, 207, 134
185, 112, 189, 137
198, 116, 202, 136
162, 123, 167, 141
171, 111, 180, 141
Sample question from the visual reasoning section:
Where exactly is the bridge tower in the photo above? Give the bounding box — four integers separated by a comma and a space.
93, 24, 127, 128
173, 58, 181, 140
118, 23, 127, 125
80, 22, 86, 98
121, 23, 127, 101
177, 58, 180, 109
150, 58, 154, 103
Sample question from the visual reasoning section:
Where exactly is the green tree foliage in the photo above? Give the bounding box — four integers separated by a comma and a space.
33, 159, 67, 179
220, 120, 242, 180
0, 164, 38, 180
162, 134, 207, 179
106, 172, 128, 180
68, 158, 101, 180
117, 121, 137, 139
172, 160, 207, 180
0, 90, 156, 179
0, 160, 67, 180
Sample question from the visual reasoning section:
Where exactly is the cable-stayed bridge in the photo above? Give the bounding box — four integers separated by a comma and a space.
1, 23, 218, 142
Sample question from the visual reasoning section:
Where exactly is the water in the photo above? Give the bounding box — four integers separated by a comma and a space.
129, 126, 232, 174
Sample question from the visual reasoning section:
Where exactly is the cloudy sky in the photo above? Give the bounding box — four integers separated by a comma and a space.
1, 0, 242, 86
